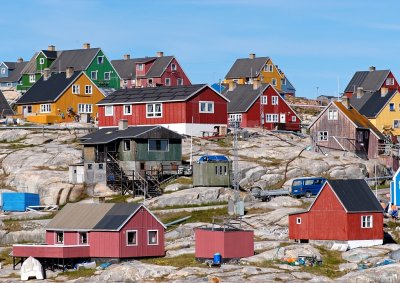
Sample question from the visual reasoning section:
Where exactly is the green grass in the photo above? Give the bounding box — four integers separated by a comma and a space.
3, 143, 35, 150
140, 253, 203, 268
33, 165, 68, 171
60, 268, 96, 279
0, 248, 13, 265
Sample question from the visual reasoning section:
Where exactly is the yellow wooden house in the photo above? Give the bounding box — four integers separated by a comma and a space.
16, 68, 105, 124
350, 88, 400, 136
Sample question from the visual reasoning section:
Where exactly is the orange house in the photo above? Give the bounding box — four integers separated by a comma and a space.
16, 68, 105, 124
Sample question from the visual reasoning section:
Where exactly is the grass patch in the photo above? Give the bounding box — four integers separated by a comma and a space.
141, 253, 203, 268
61, 268, 96, 279
3, 213, 55, 232
216, 137, 232, 148
105, 195, 133, 203
165, 177, 193, 186
33, 165, 68, 171
153, 201, 227, 211
253, 259, 278, 269
0, 248, 13, 265
3, 143, 35, 150
245, 207, 274, 215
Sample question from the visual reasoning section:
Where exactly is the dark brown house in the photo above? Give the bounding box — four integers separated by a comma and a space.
309, 99, 385, 159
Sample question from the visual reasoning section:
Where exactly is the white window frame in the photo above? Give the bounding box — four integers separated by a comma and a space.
126, 230, 138, 246
272, 96, 279, 105
137, 64, 144, 71
78, 232, 88, 245
261, 96, 267, 105
389, 103, 395, 112
317, 131, 328, 141
78, 104, 93, 114
39, 58, 45, 65
85, 85, 93, 95
0, 68, 5, 74
271, 78, 277, 86
148, 139, 169, 152
29, 74, 36, 83
171, 63, 177, 71
97, 56, 104, 64
199, 101, 214, 113
72, 84, 80, 94
55, 231, 64, 244
40, 104, 51, 113
292, 116, 296, 122
361, 215, 373, 228
123, 104, 132, 115
91, 71, 98, 80
105, 105, 114, 116
296, 217, 301, 224
177, 78, 183, 86
386, 78, 394, 85
165, 78, 171, 86
394, 120, 400, 129
123, 140, 131, 151
264, 64, 273, 72
328, 109, 338, 120
229, 113, 242, 122
148, 230, 159, 245
104, 71, 111, 81
265, 114, 278, 123
146, 103, 162, 118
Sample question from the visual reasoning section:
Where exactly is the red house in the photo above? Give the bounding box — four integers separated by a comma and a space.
289, 179, 384, 249
111, 52, 191, 89
344, 66, 399, 98
223, 82, 301, 131
97, 84, 229, 137
13, 203, 166, 268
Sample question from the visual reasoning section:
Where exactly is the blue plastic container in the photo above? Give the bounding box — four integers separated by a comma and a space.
2, 192, 40, 212
213, 253, 222, 264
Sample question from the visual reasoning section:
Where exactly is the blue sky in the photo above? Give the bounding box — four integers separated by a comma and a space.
2, 0, 400, 98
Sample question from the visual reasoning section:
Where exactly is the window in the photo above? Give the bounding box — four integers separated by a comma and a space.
97, 56, 104, 64
87, 163, 93, 170
79, 232, 88, 244
394, 120, 400, 128
361, 215, 373, 228
261, 96, 267, 104
296, 217, 301, 224
29, 74, 35, 83
272, 96, 279, 105
390, 103, 395, 111
148, 230, 158, 245
199, 101, 214, 113
271, 78, 277, 86
126, 230, 137, 246
281, 78, 286, 85
39, 58, 45, 65
229, 114, 242, 122
147, 78, 153, 86
72, 85, 80, 94
146, 103, 162, 118
292, 116, 296, 122
0, 68, 5, 74
317, 131, 328, 141
165, 78, 171, 86
123, 140, 131, 151
137, 64, 144, 71
149, 139, 169, 151
328, 109, 338, 120
215, 165, 227, 175
98, 164, 104, 170
265, 114, 278, 123
171, 63, 177, 71
105, 105, 113, 116
386, 78, 395, 85
56, 232, 64, 244
123, 104, 132, 115
104, 72, 111, 80
40, 104, 51, 113
85, 85, 93, 94
264, 64, 273, 72
91, 71, 98, 80
177, 78, 183, 85
78, 104, 93, 113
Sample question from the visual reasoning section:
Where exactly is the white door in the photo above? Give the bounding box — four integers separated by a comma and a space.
280, 113, 286, 123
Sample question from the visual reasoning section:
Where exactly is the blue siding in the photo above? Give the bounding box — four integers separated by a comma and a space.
0, 63, 8, 78
2, 193, 40, 212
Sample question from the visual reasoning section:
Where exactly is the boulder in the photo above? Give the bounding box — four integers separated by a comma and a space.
0, 129, 29, 142
283, 244, 322, 260
239, 166, 267, 188
164, 183, 191, 193
342, 247, 388, 263
339, 262, 358, 271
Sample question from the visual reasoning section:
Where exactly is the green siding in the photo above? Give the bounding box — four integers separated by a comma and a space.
133, 139, 181, 161
18, 73, 42, 92
85, 50, 120, 89
36, 53, 54, 71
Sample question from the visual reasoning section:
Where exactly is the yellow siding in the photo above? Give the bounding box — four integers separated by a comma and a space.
17, 73, 104, 124
374, 91, 400, 135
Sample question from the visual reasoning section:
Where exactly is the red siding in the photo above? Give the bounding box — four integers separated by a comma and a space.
347, 213, 383, 240
46, 231, 55, 245
13, 245, 90, 258
89, 231, 120, 258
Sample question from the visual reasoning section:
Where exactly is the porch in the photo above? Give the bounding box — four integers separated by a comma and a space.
13, 244, 90, 259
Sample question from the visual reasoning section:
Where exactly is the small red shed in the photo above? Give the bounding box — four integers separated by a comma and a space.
13, 203, 166, 268
289, 179, 384, 249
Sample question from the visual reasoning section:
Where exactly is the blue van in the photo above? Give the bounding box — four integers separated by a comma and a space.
290, 177, 327, 198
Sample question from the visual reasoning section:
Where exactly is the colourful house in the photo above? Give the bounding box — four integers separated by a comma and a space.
289, 179, 384, 249
0, 90, 14, 117
223, 82, 301, 131
0, 58, 27, 88
111, 52, 191, 89
15, 69, 105, 124
13, 203, 166, 269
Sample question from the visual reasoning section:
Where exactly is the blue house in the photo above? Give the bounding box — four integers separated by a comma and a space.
390, 169, 400, 206
280, 76, 296, 98
0, 58, 27, 87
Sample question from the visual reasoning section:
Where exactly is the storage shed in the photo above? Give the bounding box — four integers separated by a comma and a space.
192, 155, 232, 187
2, 192, 40, 212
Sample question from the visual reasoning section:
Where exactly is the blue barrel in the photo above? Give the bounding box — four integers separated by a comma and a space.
213, 253, 222, 264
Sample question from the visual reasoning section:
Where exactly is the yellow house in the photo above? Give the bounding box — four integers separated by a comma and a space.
16, 68, 105, 124
350, 88, 400, 136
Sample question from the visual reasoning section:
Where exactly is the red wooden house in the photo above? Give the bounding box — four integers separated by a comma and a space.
344, 66, 399, 98
97, 84, 229, 137
223, 82, 301, 131
13, 203, 166, 268
289, 179, 384, 249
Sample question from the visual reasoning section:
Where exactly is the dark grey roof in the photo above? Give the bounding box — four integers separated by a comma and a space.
328, 179, 383, 212
16, 72, 81, 104
97, 84, 207, 105
3, 62, 16, 69
0, 90, 14, 116
350, 90, 397, 118
80, 125, 183, 145
143, 56, 173, 78
50, 48, 100, 72
93, 203, 141, 230
111, 57, 156, 79
225, 57, 269, 79
223, 84, 266, 113
41, 50, 58, 59
344, 70, 391, 93
0, 61, 28, 83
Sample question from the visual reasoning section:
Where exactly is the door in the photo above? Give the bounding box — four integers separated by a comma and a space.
77, 168, 84, 183
280, 113, 286, 123
22, 106, 27, 117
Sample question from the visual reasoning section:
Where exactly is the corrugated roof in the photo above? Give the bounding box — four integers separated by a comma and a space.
20, 53, 38, 75
0, 61, 28, 83
15, 72, 81, 104
223, 84, 264, 113
225, 57, 269, 79
0, 90, 14, 116
50, 48, 100, 72
344, 70, 390, 93
328, 179, 383, 212
350, 90, 397, 118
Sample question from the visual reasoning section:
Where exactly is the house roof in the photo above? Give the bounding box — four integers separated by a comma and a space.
344, 70, 391, 93
223, 84, 265, 113
142, 56, 173, 78
50, 48, 100, 72
225, 57, 269, 79
0, 61, 28, 83
350, 90, 397, 118
0, 90, 14, 116
41, 50, 58, 59
15, 71, 81, 104
46, 203, 165, 231
80, 125, 183, 145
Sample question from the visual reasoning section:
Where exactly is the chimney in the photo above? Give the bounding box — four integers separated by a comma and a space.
253, 80, 262, 90
356, 87, 364, 99
66, 67, 74, 79
381, 87, 389, 97
118, 119, 128, 131
17, 57, 23, 63
43, 68, 51, 81
83, 43, 90, 49
48, 45, 55, 51
249, 53, 256, 59
124, 54, 130, 60
228, 81, 237, 91
369, 66, 376, 72
341, 96, 350, 109
156, 51, 164, 57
